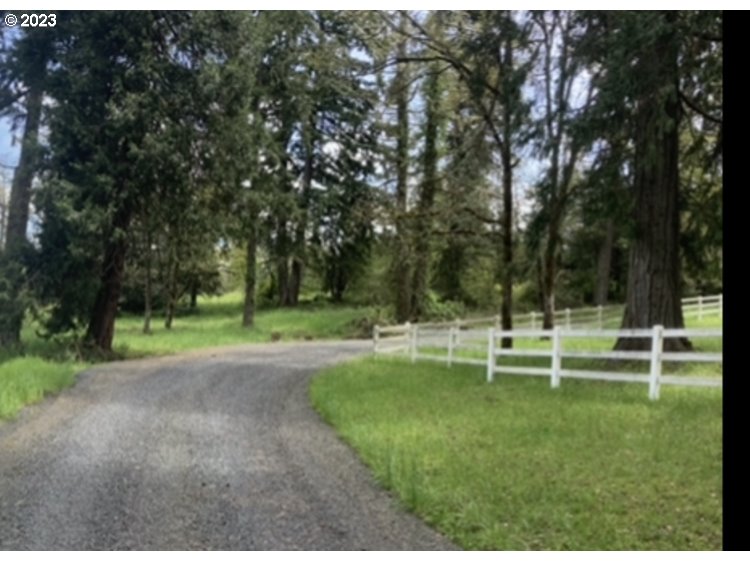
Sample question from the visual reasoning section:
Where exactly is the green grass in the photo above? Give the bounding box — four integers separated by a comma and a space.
112, 292, 375, 357
310, 356, 722, 550
2, 292, 374, 421
0, 357, 87, 419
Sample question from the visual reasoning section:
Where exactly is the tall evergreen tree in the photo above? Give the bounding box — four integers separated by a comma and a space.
579, 11, 722, 350
33, 12, 236, 352
0, 30, 54, 347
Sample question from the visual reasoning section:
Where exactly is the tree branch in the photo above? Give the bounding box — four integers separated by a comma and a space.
679, 90, 722, 125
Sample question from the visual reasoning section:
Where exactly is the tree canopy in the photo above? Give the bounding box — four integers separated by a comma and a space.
0, 10, 722, 354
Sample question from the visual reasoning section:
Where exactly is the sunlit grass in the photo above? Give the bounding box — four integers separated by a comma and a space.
311, 356, 722, 550
0, 357, 87, 419
112, 292, 374, 357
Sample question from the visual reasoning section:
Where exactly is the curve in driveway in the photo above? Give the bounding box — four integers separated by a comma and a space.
0, 341, 456, 550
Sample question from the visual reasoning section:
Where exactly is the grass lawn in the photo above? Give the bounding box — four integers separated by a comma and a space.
112, 292, 375, 357
0, 357, 87, 420
310, 356, 722, 550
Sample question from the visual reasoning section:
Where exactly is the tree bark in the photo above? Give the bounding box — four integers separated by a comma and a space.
594, 219, 615, 306
500, 141, 514, 348
142, 225, 153, 335
242, 217, 258, 328
615, 13, 689, 352
289, 259, 302, 306
289, 120, 314, 307
0, 187, 7, 250
164, 242, 178, 330
0, 81, 43, 347
85, 208, 131, 352
331, 270, 346, 303
499, 34, 514, 349
393, 27, 412, 323
541, 212, 560, 330
277, 253, 291, 306
274, 210, 292, 307
411, 64, 440, 320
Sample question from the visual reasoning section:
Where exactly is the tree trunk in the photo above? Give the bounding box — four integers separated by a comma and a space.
4, 90, 42, 254
164, 243, 178, 330
499, 34, 514, 349
143, 227, 153, 335
535, 255, 546, 314
242, 218, 258, 328
85, 210, 130, 352
0, 82, 43, 347
289, 260, 302, 306
277, 257, 290, 307
615, 13, 689, 352
500, 143, 514, 348
541, 211, 561, 330
595, 219, 615, 306
0, 189, 7, 250
189, 285, 198, 309
437, 231, 465, 302
275, 213, 293, 307
393, 29, 412, 323
411, 64, 440, 320
331, 270, 346, 303
289, 119, 314, 308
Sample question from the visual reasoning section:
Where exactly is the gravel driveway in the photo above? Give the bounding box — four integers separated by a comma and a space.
0, 341, 456, 550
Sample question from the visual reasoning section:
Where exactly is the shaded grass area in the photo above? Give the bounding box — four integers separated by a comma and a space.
0, 357, 87, 420
10, 292, 374, 361
310, 356, 722, 550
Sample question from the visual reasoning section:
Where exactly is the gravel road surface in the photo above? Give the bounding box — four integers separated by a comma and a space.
0, 341, 456, 550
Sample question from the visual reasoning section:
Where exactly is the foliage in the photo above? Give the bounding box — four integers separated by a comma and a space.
0, 10, 723, 354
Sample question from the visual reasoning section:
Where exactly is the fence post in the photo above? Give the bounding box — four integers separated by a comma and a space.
648, 325, 664, 401
373, 325, 380, 354
551, 326, 562, 388
447, 327, 455, 367
597, 305, 603, 329
565, 308, 571, 329
487, 328, 496, 383
410, 324, 418, 363
719, 294, 723, 320
403, 322, 411, 359
698, 296, 703, 320
530, 311, 537, 330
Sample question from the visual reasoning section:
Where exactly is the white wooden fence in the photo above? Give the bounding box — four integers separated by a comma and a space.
681, 294, 723, 320
372, 323, 722, 401
381, 293, 722, 334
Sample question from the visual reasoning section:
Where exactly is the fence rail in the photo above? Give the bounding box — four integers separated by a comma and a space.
377, 293, 722, 335
372, 322, 722, 401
